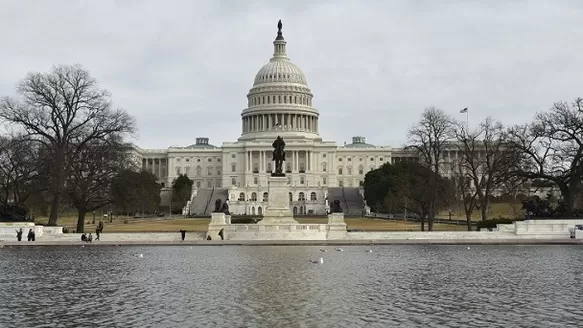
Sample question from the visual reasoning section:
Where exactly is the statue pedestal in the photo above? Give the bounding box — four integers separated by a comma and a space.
260, 176, 297, 224
207, 212, 231, 240
327, 212, 347, 239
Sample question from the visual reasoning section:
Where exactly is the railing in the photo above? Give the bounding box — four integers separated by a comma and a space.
203, 188, 215, 215
233, 224, 327, 232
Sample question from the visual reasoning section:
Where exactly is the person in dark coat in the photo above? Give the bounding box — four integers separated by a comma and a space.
16, 228, 23, 242
180, 230, 186, 241
218, 228, 224, 241
27, 229, 33, 242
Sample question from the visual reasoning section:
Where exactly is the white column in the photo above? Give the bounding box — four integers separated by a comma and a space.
307, 151, 310, 171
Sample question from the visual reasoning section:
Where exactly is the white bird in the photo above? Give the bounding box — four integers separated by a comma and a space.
310, 257, 324, 264
366, 249, 373, 253
134, 253, 144, 258
467, 247, 471, 250
335, 248, 343, 252
319, 248, 327, 252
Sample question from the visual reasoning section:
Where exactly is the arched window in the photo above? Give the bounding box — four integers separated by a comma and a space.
251, 207, 255, 215
207, 166, 213, 175
289, 192, 293, 202
338, 167, 343, 175
286, 162, 291, 173
253, 163, 259, 173
258, 207, 263, 216
298, 192, 305, 201
196, 166, 201, 176
251, 192, 257, 201
176, 167, 181, 175
358, 165, 364, 175
293, 206, 298, 215
238, 192, 245, 201
267, 163, 272, 173
184, 166, 190, 176
322, 163, 327, 172
217, 166, 222, 175
263, 192, 268, 202
347, 167, 352, 175
310, 192, 317, 201
231, 163, 236, 172
196, 181, 201, 188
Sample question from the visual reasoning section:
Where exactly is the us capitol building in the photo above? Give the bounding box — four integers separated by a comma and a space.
133, 22, 418, 216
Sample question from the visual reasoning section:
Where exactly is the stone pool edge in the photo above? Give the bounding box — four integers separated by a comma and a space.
2, 239, 583, 246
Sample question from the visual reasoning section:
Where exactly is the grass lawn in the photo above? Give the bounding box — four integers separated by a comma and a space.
439, 202, 524, 221
36, 215, 469, 232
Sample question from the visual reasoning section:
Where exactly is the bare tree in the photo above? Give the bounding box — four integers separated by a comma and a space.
451, 161, 478, 230
508, 98, 583, 216
0, 65, 136, 225
0, 136, 44, 208
454, 117, 519, 221
66, 136, 132, 233
407, 107, 454, 230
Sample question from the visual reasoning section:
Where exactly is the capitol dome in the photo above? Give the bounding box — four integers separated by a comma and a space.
253, 59, 308, 86
240, 20, 319, 141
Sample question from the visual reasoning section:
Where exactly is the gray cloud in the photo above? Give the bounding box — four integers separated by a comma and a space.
1, 0, 582, 149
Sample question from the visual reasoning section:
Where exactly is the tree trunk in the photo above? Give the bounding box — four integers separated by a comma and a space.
480, 200, 488, 221
420, 216, 425, 231
466, 213, 472, 231
48, 150, 66, 226
48, 192, 60, 226
76, 208, 87, 233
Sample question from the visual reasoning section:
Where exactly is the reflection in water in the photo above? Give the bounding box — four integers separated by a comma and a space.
0, 245, 582, 327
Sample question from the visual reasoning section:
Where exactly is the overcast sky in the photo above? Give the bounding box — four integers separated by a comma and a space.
1, 0, 582, 149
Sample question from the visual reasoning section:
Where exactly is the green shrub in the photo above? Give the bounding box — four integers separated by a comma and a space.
230, 217, 261, 224
477, 218, 524, 231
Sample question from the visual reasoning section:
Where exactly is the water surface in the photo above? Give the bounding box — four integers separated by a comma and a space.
0, 245, 582, 327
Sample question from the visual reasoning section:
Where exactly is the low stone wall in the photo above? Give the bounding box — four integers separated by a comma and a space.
346, 231, 518, 240
0, 222, 63, 239
35, 232, 206, 242
226, 224, 329, 240
514, 219, 583, 236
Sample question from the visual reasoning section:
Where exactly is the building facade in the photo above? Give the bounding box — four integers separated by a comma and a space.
134, 23, 423, 215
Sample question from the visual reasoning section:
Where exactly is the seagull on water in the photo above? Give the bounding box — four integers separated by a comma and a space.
319, 248, 327, 252
335, 248, 343, 252
310, 257, 324, 264
134, 253, 144, 258
366, 249, 373, 253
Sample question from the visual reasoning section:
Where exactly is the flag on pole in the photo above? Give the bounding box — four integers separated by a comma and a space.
460, 108, 468, 113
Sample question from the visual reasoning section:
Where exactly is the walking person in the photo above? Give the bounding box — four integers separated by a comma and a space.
218, 228, 224, 241
15, 228, 23, 242
95, 226, 100, 241
27, 229, 33, 242
180, 229, 186, 241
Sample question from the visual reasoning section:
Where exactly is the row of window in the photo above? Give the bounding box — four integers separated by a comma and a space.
337, 165, 372, 175
191, 179, 222, 189
230, 177, 329, 187
249, 94, 312, 107
175, 166, 222, 176
175, 157, 221, 163
338, 157, 383, 162
234, 191, 318, 202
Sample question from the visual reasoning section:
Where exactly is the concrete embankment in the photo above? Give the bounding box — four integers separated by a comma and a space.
2, 239, 583, 247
